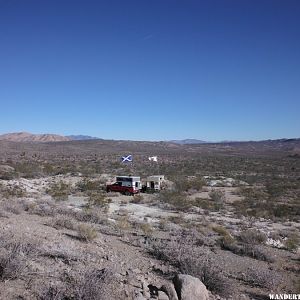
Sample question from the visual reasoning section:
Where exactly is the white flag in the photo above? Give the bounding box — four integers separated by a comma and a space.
148, 156, 158, 162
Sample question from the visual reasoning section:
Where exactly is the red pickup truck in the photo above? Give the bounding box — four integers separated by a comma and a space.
106, 176, 141, 196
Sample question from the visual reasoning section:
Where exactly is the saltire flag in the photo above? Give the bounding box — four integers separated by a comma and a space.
121, 154, 133, 163
148, 156, 158, 162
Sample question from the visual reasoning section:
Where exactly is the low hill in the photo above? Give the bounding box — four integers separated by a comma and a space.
0, 132, 70, 142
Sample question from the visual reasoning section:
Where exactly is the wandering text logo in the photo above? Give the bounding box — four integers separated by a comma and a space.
269, 295, 300, 300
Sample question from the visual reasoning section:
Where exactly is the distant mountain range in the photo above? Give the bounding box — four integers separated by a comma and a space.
0, 133, 299, 149
66, 135, 100, 141
0, 133, 208, 144
169, 139, 208, 144
0, 132, 102, 142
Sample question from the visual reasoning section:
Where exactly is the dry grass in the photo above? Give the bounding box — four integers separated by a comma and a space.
76, 224, 98, 242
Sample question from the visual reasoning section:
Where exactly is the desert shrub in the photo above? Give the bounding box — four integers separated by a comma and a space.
132, 194, 144, 203
50, 216, 76, 230
148, 229, 232, 297
237, 186, 268, 200
1, 199, 25, 214
284, 233, 299, 252
14, 162, 42, 178
76, 179, 104, 193
220, 237, 272, 262
0, 184, 26, 198
47, 181, 70, 201
238, 229, 267, 245
39, 284, 66, 300
0, 234, 39, 280
167, 214, 186, 225
234, 184, 300, 221
0, 248, 27, 280
233, 197, 300, 221
39, 268, 114, 300
239, 244, 271, 262
174, 176, 205, 192
117, 215, 131, 231
140, 223, 153, 236
87, 192, 111, 210
193, 197, 213, 210
243, 266, 281, 290
158, 190, 191, 211
69, 268, 113, 300
219, 234, 236, 250
208, 190, 226, 204
74, 208, 107, 224
212, 225, 230, 236
27, 201, 55, 217
76, 224, 98, 242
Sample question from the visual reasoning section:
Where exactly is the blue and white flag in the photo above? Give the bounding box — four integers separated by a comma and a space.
121, 154, 132, 163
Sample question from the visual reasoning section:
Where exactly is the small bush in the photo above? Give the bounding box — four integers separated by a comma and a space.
39, 285, 66, 300
47, 181, 70, 201
132, 194, 144, 203
28, 202, 55, 217
148, 229, 232, 297
76, 179, 104, 193
50, 216, 76, 230
88, 192, 111, 210
284, 233, 299, 252
158, 190, 191, 211
0, 249, 26, 280
140, 223, 153, 236
209, 189, 226, 203
239, 229, 267, 245
243, 266, 281, 290
0, 184, 26, 198
212, 225, 230, 236
2, 200, 25, 214
69, 268, 113, 299
76, 224, 97, 242
174, 176, 205, 192
74, 208, 107, 224
0, 234, 39, 280
117, 216, 131, 231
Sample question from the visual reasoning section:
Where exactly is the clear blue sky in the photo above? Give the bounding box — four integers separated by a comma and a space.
0, 0, 299, 141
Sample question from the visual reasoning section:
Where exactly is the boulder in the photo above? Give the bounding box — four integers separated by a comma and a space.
161, 283, 179, 300
158, 290, 170, 299
173, 274, 209, 300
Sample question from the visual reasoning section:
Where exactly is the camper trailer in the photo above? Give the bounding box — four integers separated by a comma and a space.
142, 175, 165, 192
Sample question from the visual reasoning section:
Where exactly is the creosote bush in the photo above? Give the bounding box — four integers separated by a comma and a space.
87, 192, 111, 210
47, 181, 70, 201
140, 222, 153, 236
76, 224, 98, 242
238, 229, 267, 245
174, 176, 205, 192
76, 178, 104, 193
148, 229, 232, 297
0, 233, 39, 281
284, 233, 299, 252
158, 190, 191, 211
209, 189, 225, 201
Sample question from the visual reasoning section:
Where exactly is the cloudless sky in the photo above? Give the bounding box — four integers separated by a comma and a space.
0, 0, 299, 141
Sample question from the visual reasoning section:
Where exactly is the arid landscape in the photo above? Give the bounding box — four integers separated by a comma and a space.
0, 136, 299, 299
